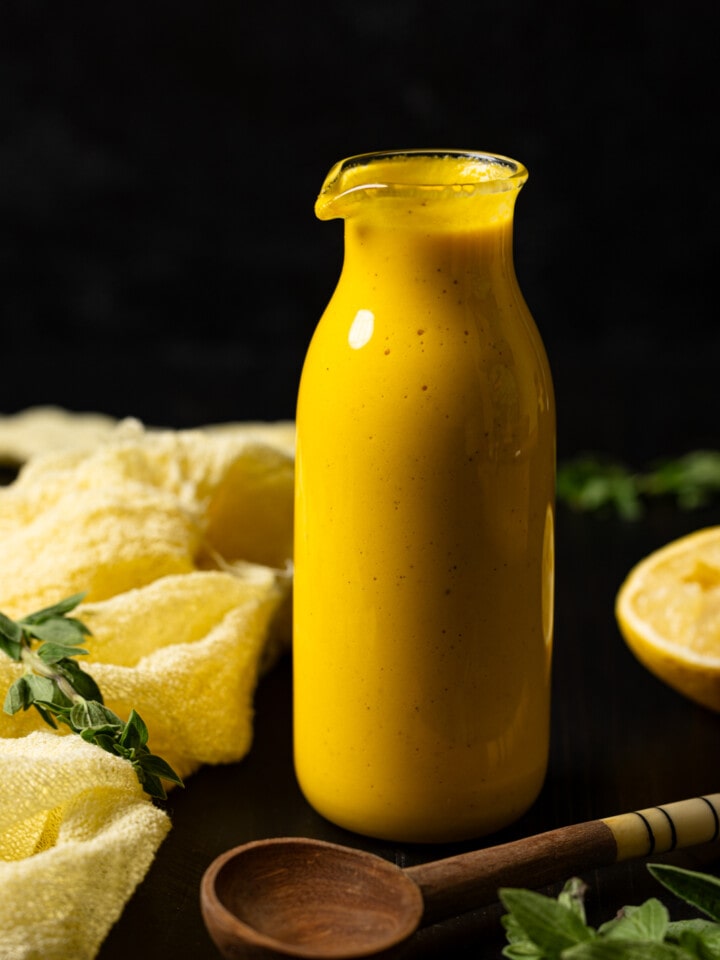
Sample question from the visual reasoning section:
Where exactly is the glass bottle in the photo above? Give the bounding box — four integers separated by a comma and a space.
293, 150, 555, 843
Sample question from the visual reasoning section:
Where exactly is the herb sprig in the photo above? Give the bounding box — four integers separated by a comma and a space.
501, 863, 720, 959
0, 592, 182, 800
557, 451, 720, 520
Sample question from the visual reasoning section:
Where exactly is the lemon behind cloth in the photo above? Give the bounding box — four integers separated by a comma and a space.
616, 527, 720, 712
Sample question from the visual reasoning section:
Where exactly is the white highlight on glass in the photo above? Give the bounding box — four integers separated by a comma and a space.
348, 309, 375, 349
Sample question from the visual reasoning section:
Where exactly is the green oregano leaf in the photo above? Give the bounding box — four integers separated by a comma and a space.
55, 658, 103, 702
37, 642, 90, 664
499, 888, 594, 955
640, 451, 720, 510
92, 733, 120, 753
70, 699, 104, 731
32, 701, 59, 728
667, 918, 720, 945
24, 674, 58, 704
0, 635, 22, 662
0, 612, 23, 659
70, 700, 122, 733
557, 450, 720, 519
136, 770, 165, 800
0, 593, 183, 801
649, 865, 720, 923
3, 676, 31, 714
556, 457, 643, 520
598, 900, 669, 942
673, 925, 720, 959
119, 709, 148, 750
22, 618, 90, 646
501, 868, 720, 960
503, 903, 547, 958
558, 878, 590, 926
502, 943, 547, 959
136, 752, 184, 785
21, 593, 87, 624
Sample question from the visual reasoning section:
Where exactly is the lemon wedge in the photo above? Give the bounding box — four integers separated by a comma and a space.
616, 527, 720, 712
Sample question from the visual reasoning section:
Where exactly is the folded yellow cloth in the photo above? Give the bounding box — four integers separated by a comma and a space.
0, 732, 171, 960
0, 418, 295, 959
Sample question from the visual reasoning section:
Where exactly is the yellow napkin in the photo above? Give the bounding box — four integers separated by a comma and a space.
0, 406, 120, 465
0, 732, 171, 960
0, 418, 295, 959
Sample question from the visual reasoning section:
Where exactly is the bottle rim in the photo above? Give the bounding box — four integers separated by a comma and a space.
316, 149, 528, 220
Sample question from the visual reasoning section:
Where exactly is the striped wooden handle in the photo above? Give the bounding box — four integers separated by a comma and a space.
603, 793, 720, 860
407, 794, 720, 923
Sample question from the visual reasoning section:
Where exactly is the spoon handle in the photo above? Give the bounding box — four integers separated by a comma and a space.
405, 794, 720, 923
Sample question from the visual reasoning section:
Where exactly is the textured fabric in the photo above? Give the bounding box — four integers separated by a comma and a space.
0, 420, 295, 959
0, 733, 171, 960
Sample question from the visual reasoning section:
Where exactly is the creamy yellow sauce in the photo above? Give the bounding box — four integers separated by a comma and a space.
294, 153, 555, 842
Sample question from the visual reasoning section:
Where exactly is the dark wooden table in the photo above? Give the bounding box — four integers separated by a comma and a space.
98, 501, 720, 959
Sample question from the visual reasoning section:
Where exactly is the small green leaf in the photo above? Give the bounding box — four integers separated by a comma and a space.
24, 674, 58, 704
503, 909, 536, 945
23, 675, 73, 712
649, 865, 720, 923
556, 458, 643, 520
503, 941, 547, 959
558, 878, 589, 925
0, 634, 22, 661
133, 768, 166, 801
23, 618, 90, 646
70, 699, 98, 731
600, 900, 669, 942
0, 611, 22, 642
69, 699, 122, 732
641, 451, 720, 510
0, 612, 23, 659
136, 752, 184, 786
37, 642, 89, 664
55, 658, 103, 702
558, 450, 720, 519
92, 733, 121, 753
674, 926, 720, 959
33, 702, 59, 728
667, 918, 720, 942
500, 888, 594, 955
21, 593, 87, 624
119, 710, 149, 750
3, 676, 31, 714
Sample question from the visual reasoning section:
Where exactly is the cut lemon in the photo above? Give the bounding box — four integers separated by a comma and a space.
616, 526, 720, 712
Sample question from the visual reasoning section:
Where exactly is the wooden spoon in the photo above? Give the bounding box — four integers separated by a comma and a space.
200, 794, 720, 959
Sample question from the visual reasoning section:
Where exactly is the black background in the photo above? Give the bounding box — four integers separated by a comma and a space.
3, 7, 720, 957
1, 1, 718, 460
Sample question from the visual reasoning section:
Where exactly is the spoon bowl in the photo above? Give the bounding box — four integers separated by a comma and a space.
201, 837, 423, 959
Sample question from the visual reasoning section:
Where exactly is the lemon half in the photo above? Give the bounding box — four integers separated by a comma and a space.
616, 527, 720, 712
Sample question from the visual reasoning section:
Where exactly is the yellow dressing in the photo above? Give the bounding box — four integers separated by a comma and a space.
294, 151, 555, 842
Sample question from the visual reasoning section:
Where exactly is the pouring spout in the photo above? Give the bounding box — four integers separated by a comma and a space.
314, 149, 528, 222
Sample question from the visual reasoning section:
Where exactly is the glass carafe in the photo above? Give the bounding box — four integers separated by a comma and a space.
294, 150, 555, 843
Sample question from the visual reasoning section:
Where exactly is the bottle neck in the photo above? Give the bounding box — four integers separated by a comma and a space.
341, 213, 518, 290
